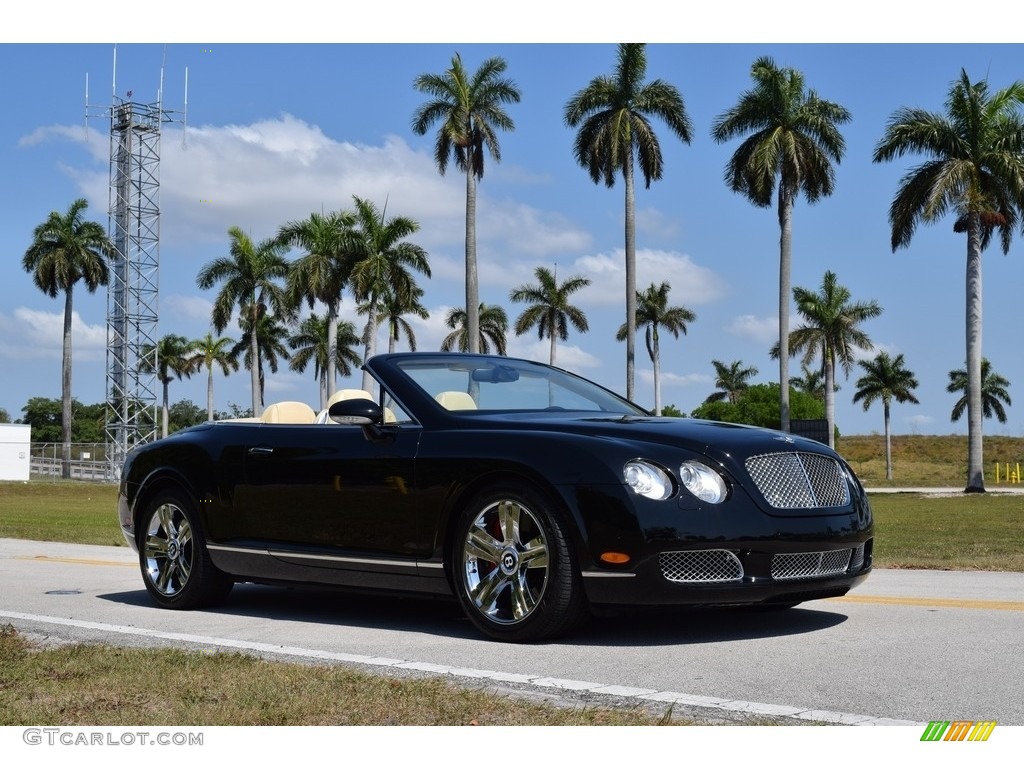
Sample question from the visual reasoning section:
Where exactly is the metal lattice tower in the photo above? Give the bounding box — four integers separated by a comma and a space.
88, 84, 181, 479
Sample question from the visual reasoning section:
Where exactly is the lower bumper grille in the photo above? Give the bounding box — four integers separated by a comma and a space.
771, 549, 852, 580
660, 549, 743, 583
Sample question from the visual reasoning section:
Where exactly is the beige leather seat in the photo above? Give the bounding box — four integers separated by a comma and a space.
261, 401, 316, 424
435, 391, 477, 411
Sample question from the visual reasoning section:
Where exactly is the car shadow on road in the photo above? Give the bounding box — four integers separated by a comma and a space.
100, 584, 847, 647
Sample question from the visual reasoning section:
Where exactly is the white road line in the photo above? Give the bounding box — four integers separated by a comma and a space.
0, 609, 921, 726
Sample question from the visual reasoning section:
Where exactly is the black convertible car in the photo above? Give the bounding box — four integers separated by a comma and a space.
117, 352, 873, 642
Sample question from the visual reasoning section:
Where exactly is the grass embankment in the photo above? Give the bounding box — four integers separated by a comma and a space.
836, 433, 1024, 488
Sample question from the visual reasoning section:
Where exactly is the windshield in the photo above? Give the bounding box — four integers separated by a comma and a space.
394, 356, 646, 415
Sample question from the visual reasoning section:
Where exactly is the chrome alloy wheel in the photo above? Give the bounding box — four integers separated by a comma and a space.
143, 502, 194, 597
462, 498, 550, 625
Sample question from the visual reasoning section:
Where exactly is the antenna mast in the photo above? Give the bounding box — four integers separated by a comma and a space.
86, 46, 185, 479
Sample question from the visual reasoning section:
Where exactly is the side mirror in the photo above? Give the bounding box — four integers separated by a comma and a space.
328, 398, 383, 425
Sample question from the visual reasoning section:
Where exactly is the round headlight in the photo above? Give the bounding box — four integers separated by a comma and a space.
623, 460, 674, 501
679, 460, 728, 504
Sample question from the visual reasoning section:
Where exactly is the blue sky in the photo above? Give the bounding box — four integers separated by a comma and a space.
3, 11, 1024, 437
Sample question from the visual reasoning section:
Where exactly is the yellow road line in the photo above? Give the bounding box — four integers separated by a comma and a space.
836, 595, 1024, 612
17, 555, 135, 568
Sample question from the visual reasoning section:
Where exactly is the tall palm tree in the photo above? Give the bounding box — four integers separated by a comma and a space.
873, 70, 1024, 493
778, 271, 882, 449
616, 281, 695, 414
564, 43, 693, 402
412, 53, 520, 354
22, 197, 115, 478
348, 196, 430, 391
948, 358, 1012, 425
440, 303, 508, 355
196, 227, 291, 417
192, 332, 238, 422
277, 209, 357, 398
712, 57, 851, 435
288, 314, 362, 409
229, 304, 292, 410
705, 360, 759, 405
853, 352, 920, 480
509, 266, 590, 367
141, 334, 200, 439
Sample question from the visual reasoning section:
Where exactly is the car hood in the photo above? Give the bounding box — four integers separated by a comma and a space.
470, 412, 838, 464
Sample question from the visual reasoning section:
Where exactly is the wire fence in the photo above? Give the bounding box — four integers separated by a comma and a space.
29, 443, 117, 483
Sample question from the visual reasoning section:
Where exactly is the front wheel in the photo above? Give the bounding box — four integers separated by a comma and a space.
453, 483, 588, 642
138, 490, 233, 610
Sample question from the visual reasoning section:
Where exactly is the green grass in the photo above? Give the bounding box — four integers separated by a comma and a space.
0, 626, 683, 726
0, 481, 121, 546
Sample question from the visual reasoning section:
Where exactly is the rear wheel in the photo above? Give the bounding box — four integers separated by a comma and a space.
453, 483, 588, 642
138, 490, 233, 610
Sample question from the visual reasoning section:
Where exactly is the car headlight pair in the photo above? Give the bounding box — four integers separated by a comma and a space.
623, 459, 729, 504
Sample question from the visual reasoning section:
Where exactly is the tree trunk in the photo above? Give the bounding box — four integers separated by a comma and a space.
361, 310, 378, 394
777, 185, 795, 434
965, 216, 985, 492
652, 329, 662, 415
326, 298, 339, 398
207, 366, 215, 421
824, 351, 836, 450
623, 156, 637, 402
161, 380, 170, 439
250, 313, 262, 418
61, 286, 74, 479
465, 165, 480, 354
883, 400, 893, 481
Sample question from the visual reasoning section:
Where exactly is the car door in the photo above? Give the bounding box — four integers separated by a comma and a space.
231, 421, 426, 560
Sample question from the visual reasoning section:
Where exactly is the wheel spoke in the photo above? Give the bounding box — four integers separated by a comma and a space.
509, 571, 539, 620
470, 568, 507, 616
157, 504, 177, 537
144, 534, 168, 558
496, 500, 521, 547
465, 526, 504, 564
518, 535, 549, 570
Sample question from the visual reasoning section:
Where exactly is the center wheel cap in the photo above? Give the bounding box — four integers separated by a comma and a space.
499, 547, 519, 576
166, 539, 179, 562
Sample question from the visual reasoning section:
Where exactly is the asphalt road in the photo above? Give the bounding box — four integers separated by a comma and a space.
2, 537, 1022, 725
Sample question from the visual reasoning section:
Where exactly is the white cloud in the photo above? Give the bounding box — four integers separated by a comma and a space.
727, 314, 777, 344
0, 308, 106, 361
575, 248, 725, 307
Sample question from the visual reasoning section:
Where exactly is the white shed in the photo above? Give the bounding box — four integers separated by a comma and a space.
0, 424, 31, 481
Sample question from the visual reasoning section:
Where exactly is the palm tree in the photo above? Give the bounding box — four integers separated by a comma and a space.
348, 196, 430, 391
288, 314, 362, 409
196, 226, 291, 417
229, 305, 292, 410
141, 334, 200, 438
509, 266, 590, 367
370, 284, 429, 354
440, 303, 508, 355
616, 282, 695, 414
705, 360, 759, 405
564, 43, 693, 402
412, 53, 520, 354
277, 209, 357, 398
948, 358, 1012, 426
192, 332, 238, 422
853, 352, 920, 480
873, 70, 1024, 493
777, 271, 882, 449
22, 198, 115, 478
791, 362, 830, 402
712, 57, 851, 435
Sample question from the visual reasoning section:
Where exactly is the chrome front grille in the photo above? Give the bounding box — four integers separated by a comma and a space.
849, 543, 866, 571
660, 549, 743, 583
745, 452, 850, 509
771, 550, 852, 580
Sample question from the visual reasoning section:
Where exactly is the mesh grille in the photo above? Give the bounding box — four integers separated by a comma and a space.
745, 452, 850, 509
771, 550, 853, 580
849, 543, 866, 572
660, 550, 743, 583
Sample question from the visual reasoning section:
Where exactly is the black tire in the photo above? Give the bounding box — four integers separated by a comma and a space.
138, 490, 233, 610
452, 482, 588, 642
